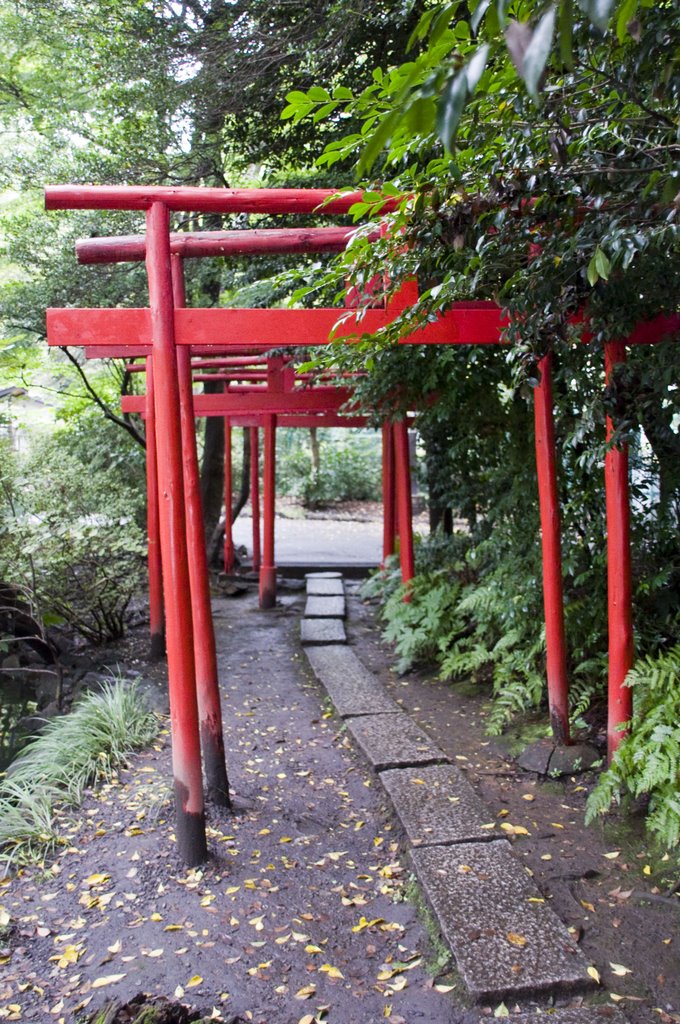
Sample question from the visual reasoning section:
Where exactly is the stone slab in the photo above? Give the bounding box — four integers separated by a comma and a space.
305, 646, 400, 718
475, 1011, 628, 1024
380, 764, 497, 847
306, 578, 345, 596
305, 571, 343, 579
300, 618, 346, 645
412, 841, 593, 1001
345, 713, 448, 771
304, 595, 346, 619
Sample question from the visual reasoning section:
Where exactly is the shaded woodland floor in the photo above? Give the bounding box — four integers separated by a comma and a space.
0, 566, 677, 1024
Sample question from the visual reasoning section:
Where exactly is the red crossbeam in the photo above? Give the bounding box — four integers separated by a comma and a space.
121, 390, 354, 416
76, 227, 376, 263
45, 185, 402, 215
60, 307, 679, 354
47, 304, 508, 349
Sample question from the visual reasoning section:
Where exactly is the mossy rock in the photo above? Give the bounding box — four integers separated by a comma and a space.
84, 994, 202, 1024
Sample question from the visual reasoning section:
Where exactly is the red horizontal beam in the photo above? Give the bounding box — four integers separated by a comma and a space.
227, 414, 371, 428
121, 390, 353, 416
48, 303, 508, 349
68, 308, 680, 356
76, 227, 375, 264
589, 313, 680, 346
84, 345, 268, 359
45, 185, 402, 216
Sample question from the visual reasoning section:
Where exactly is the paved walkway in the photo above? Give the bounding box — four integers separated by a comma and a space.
300, 574, 628, 1024
232, 514, 384, 567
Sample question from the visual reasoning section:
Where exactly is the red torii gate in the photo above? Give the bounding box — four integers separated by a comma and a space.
77, 224, 410, 607
45, 183, 679, 866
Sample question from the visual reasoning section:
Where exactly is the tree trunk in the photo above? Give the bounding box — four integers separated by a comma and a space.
309, 427, 321, 485
207, 429, 252, 567
200, 382, 225, 548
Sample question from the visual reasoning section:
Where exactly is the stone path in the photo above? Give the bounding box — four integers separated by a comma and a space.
302, 573, 629, 1022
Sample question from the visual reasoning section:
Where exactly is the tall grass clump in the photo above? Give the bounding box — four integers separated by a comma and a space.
0, 679, 158, 867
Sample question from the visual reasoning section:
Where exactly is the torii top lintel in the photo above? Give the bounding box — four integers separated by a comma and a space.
44, 185, 400, 215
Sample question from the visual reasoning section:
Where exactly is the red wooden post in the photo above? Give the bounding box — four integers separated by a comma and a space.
223, 421, 235, 574
171, 256, 230, 807
533, 353, 571, 745
382, 422, 396, 566
250, 426, 261, 572
259, 413, 277, 608
393, 419, 415, 598
146, 202, 206, 866
604, 340, 634, 760
145, 356, 165, 660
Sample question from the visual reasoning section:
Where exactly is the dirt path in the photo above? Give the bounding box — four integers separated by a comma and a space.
1, 574, 678, 1024
0, 586, 474, 1024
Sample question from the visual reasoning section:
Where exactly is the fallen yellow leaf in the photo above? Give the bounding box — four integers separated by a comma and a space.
587, 966, 601, 984
186, 975, 203, 988
85, 873, 110, 888
352, 916, 384, 933
319, 963, 344, 979
610, 962, 632, 976
506, 932, 527, 948
91, 974, 126, 988
294, 984, 316, 999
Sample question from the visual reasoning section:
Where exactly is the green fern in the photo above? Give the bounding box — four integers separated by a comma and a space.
586, 644, 680, 850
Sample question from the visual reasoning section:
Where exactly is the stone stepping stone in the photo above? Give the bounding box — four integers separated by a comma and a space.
475, 1011, 628, 1024
305, 571, 343, 579
305, 646, 400, 718
301, 618, 346, 645
304, 595, 346, 619
412, 841, 593, 1001
346, 713, 448, 771
306, 578, 345, 596
380, 764, 498, 847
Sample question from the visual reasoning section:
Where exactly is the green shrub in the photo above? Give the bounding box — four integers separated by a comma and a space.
0, 679, 158, 865
276, 428, 382, 506
586, 645, 680, 851
0, 435, 146, 644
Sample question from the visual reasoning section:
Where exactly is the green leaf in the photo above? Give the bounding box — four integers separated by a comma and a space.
407, 6, 438, 50
496, 0, 511, 26
594, 246, 611, 279
471, 0, 492, 35
558, 0, 574, 68
465, 43, 490, 92
616, 0, 638, 42
430, 4, 458, 46
577, 0, 616, 31
521, 5, 556, 99
587, 253, 600, 286
307, 86, 330, 102
357, 107, 402, 175
436, 71, 468, 151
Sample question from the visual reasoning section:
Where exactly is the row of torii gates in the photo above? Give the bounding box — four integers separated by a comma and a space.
45, 184, 679, 865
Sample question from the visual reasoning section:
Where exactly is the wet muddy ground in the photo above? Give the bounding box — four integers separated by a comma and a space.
0, 572, 677, 1024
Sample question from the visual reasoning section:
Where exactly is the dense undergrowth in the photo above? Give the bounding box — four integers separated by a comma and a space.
365, 522, 680, 852
0, 680, 158, 867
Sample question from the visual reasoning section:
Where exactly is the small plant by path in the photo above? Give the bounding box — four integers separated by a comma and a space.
0, 678, 158, 867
